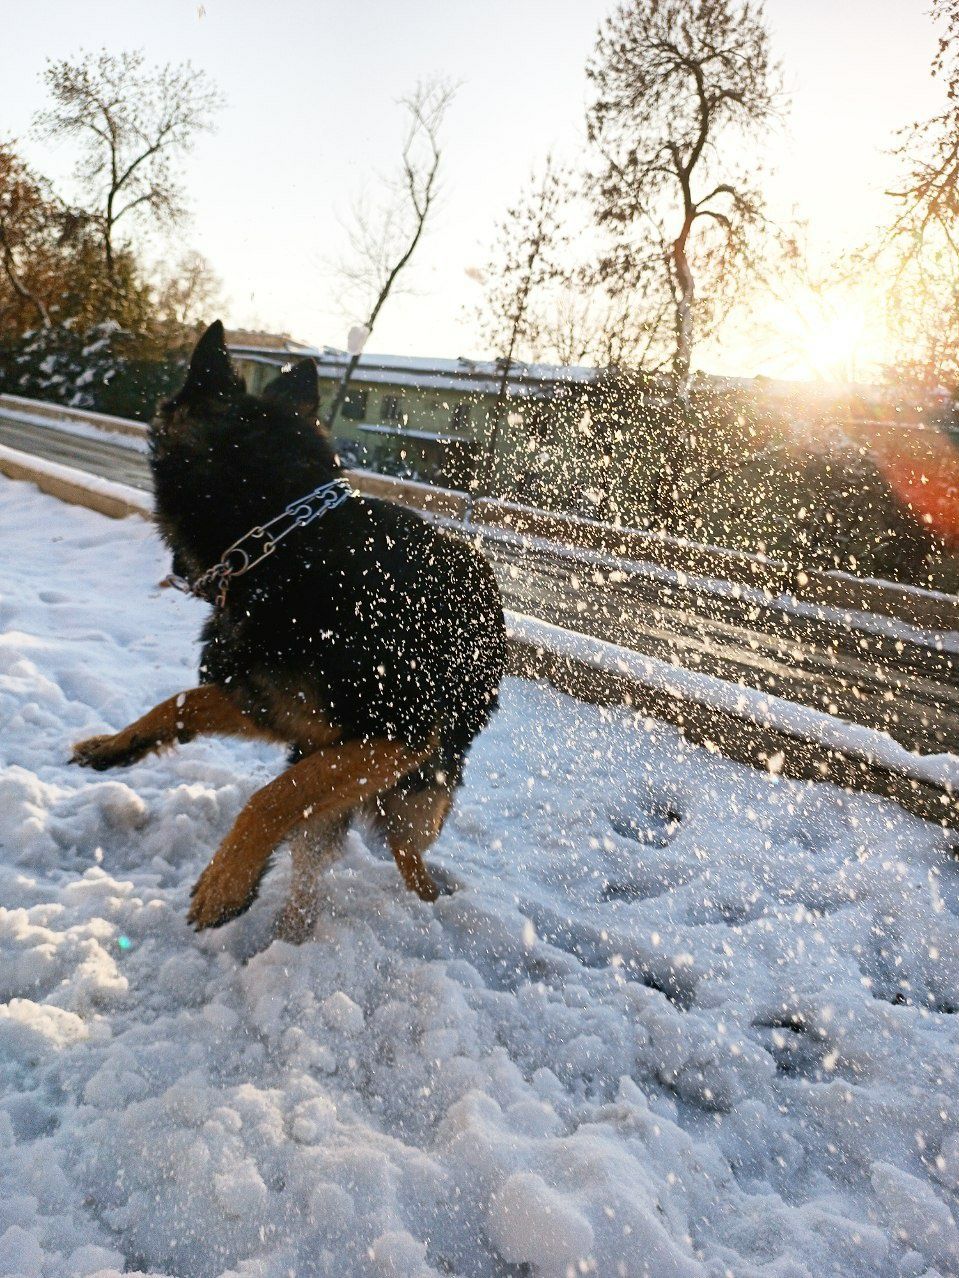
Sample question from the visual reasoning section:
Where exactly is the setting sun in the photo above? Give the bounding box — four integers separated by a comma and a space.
801, 303, 868, 381
752, 287, 878, 383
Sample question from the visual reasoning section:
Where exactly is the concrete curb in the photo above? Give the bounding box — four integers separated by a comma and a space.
0, 444, 151, 521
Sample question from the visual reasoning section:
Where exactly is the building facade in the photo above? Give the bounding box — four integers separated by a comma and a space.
227, 334, 599, 498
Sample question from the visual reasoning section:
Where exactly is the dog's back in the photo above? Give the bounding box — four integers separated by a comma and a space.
199, 492, 506, 789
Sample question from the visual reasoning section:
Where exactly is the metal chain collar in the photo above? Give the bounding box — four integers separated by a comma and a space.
162, 478, 355, 609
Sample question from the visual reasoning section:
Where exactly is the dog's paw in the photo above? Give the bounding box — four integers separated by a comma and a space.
272, 901, 318, 945
187, 856, 262, 931
423, 864, 458, 897
410, 867, 441, 902
70, 733, 134, 770
71, 731, 162, 770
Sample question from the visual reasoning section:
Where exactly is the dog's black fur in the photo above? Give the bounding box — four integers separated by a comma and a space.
70, 322, 504, 930
153, 322, 505, 793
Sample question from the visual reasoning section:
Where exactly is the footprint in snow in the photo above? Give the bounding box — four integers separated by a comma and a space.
608, 803, 682, 848
752, 1013, 862, 1083
602, 802, 689, 903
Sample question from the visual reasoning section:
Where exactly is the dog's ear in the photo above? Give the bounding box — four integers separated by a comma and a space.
261, 359, 320, 422
181, 321, 244, 403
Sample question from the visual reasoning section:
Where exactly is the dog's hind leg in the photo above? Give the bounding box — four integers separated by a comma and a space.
188, 736, 434, 930
375, 784, 451, 902
273, 814, 349, 944
70, 684, 271, 770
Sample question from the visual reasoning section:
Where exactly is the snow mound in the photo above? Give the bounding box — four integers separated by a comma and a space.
1, 478, 958, 1277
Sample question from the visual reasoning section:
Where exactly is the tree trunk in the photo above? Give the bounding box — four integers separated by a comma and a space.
102, 205, 119, 293
323, 200, 433, 435
650, 222, 696, 532
104, 231, 116, 290
671, 229, 694, 398
477, 351, 515, 496
0, 239, 51, 328
323, 350, 363, 434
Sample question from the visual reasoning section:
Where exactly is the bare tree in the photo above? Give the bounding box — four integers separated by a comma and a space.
153, 250, 223, 348
881, 0, 959, 387
0, 142, 114, 340
324, 81, 455, 432
586, 0, 781, 394
474, 158, 571, 490
542, 265, 678, 371
34, 50, 222, 291
888, 0, 959, 250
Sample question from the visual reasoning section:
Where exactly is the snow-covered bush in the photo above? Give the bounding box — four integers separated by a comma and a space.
0, 320, 187, 421
2, 320, 124, 410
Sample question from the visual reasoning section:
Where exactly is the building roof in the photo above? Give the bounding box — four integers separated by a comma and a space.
356, 422, 471, 445
227, 339, 600, 398
224, 329, 331, 356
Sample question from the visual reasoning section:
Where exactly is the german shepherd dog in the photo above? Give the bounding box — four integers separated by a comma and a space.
71, 322, 506, 937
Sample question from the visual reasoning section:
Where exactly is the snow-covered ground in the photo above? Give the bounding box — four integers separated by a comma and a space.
1, 477, 959, 1278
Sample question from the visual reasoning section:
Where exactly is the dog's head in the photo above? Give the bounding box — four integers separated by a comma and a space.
151, 321, 338, 564
152, 320, 324, 459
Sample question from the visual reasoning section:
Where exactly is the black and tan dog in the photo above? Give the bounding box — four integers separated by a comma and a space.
71, 322, 505, 936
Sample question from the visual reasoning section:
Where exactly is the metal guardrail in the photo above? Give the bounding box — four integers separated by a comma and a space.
1, 393, 956, 760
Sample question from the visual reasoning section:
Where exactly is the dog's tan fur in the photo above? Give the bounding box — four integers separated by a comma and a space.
74, 695, 441, 930
186, 734, 436, 927
71, 685, 274, 768
376, 785, 451, 901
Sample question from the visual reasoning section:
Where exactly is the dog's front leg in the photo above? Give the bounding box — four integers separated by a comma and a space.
188, 736, 431, 929
273, 814, 350, 944
71, 684, 265, 770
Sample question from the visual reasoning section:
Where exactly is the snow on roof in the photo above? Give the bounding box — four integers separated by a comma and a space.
161, 321, 955, 422
228, 337, 953, 419
227, 340, 600, 397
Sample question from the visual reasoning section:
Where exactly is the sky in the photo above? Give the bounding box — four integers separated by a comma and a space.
1, 0, 946, 377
